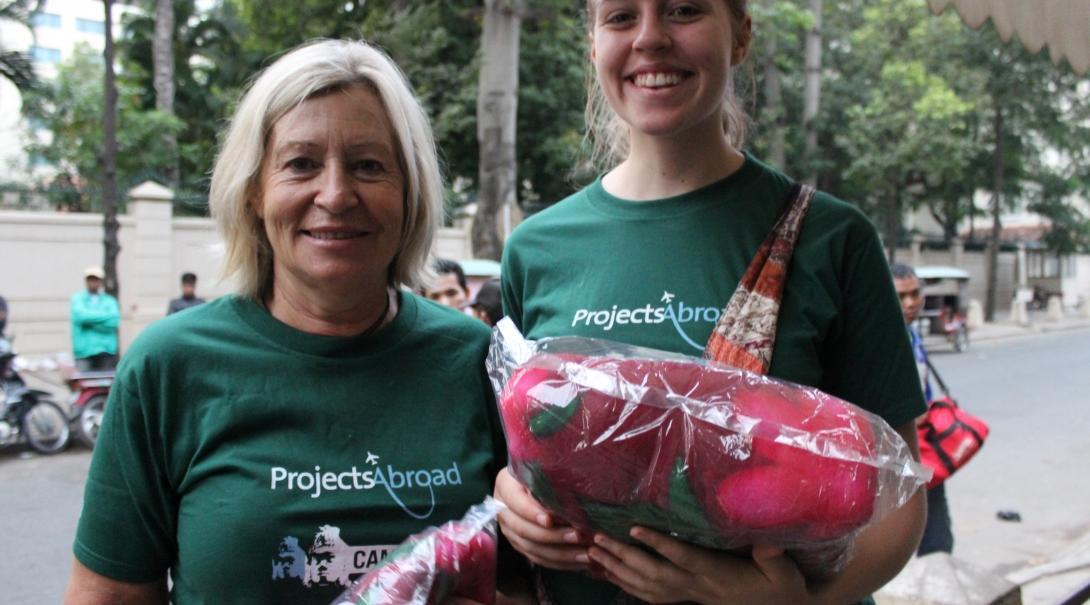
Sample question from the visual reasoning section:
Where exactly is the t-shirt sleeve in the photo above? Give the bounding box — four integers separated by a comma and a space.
480, 365, 510, 477
499, 238, 524, 331
73, 360, 177, 583
820, 218, 927, 430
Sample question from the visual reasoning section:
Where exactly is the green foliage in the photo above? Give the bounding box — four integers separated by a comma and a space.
511, 1, 588, 205
1028, 170, 1090, 254
22, 44, 183, 210
19, 0, 1089, 255
0, 0, 41, 92
119, 0, 254, 194
228, 0, 587, 212
838, 57, 974, 243
232, 0, 369, 59
747, 0, 1090, 254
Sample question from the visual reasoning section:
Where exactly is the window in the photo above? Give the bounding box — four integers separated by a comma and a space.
76, 18, 105, 34
29, 46, 61, 63
32, 12, 61, 28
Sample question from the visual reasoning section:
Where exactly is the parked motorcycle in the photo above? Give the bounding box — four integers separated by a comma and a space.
67, 370, 113, 448
0, 336, 70, 454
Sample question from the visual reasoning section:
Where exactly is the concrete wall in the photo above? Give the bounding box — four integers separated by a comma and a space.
7, 185, 1081, 360
1070, 256, 1090, 306
0, 182, 472, 359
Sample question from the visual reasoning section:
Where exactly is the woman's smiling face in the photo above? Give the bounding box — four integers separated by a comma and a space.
252, 85, 405, 297
589, 0, 746, 142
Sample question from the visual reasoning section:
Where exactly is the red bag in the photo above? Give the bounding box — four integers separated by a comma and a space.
917, 390, 989, 489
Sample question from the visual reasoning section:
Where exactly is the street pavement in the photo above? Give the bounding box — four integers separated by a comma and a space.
8, 313, 1090, 601
876, 311, 1090, 605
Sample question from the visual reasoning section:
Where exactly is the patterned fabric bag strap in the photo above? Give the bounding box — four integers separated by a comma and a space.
704, 183, 816, 375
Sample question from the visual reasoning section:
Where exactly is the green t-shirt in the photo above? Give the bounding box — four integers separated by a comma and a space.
501, 154, 924, 604
73, 292, 507, 604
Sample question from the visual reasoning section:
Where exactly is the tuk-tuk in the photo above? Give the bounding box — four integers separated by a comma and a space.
914, 265, 971, 352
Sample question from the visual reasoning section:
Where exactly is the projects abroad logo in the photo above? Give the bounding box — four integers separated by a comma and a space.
571, 291, 722, 352
269, 451, 461, 520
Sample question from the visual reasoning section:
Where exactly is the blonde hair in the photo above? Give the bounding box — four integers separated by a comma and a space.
209, 39, 443, 300
583, 0, 752, 171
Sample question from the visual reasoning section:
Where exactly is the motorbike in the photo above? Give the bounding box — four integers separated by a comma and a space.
67, 370, 113, 448
0, 336, 71, 454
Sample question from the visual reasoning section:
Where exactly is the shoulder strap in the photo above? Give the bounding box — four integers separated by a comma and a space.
924, 355, 952, 397
704, 184, 816, 375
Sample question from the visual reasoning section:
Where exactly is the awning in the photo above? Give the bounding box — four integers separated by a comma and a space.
927, 0, 1090, 74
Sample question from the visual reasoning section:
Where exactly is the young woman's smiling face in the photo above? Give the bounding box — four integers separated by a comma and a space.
590, 0, 746, 142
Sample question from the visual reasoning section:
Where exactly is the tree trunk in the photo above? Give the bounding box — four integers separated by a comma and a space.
802, 0, 822, 185
102, 0, 121, 300
984, 104, 1004, 322
474, 0, 524, 261
885, 185, 900, 262
153, 0, 178, 188
760, 0, 785, 169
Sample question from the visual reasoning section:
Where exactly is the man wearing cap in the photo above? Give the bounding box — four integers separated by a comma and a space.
70, 266, 121, 371
465, 277, 502, 327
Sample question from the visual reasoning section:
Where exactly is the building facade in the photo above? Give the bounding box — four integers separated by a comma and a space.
0, 0, 136, 183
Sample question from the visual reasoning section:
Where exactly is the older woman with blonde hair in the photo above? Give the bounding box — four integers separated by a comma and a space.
65, 39, 510, 604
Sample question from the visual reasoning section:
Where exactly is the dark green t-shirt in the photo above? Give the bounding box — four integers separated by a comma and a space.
73, 292, 507, 604
501, 154, 924, 604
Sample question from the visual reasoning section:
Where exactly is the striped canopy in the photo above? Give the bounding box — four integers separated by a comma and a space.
928, 0, 1090, 74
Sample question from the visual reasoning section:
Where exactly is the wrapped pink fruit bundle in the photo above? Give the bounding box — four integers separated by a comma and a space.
331, 498, 502, 605
486, 320, 929, 579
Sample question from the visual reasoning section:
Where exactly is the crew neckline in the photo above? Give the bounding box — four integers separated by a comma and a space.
586, 151, 762, 219
229, 289, 417, 359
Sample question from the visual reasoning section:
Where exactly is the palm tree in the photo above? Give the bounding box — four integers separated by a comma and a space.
0, 0, 42, 92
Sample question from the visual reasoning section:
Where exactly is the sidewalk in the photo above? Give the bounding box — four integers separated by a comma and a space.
946, 311, 1090, 346
878, 528, 1090, 605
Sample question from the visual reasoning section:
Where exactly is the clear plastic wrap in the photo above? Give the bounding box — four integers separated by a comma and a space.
331, 498, 503, 605
487, 319, 930, 579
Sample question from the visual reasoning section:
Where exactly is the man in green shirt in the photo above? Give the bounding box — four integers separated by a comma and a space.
70, 266, 120, 371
